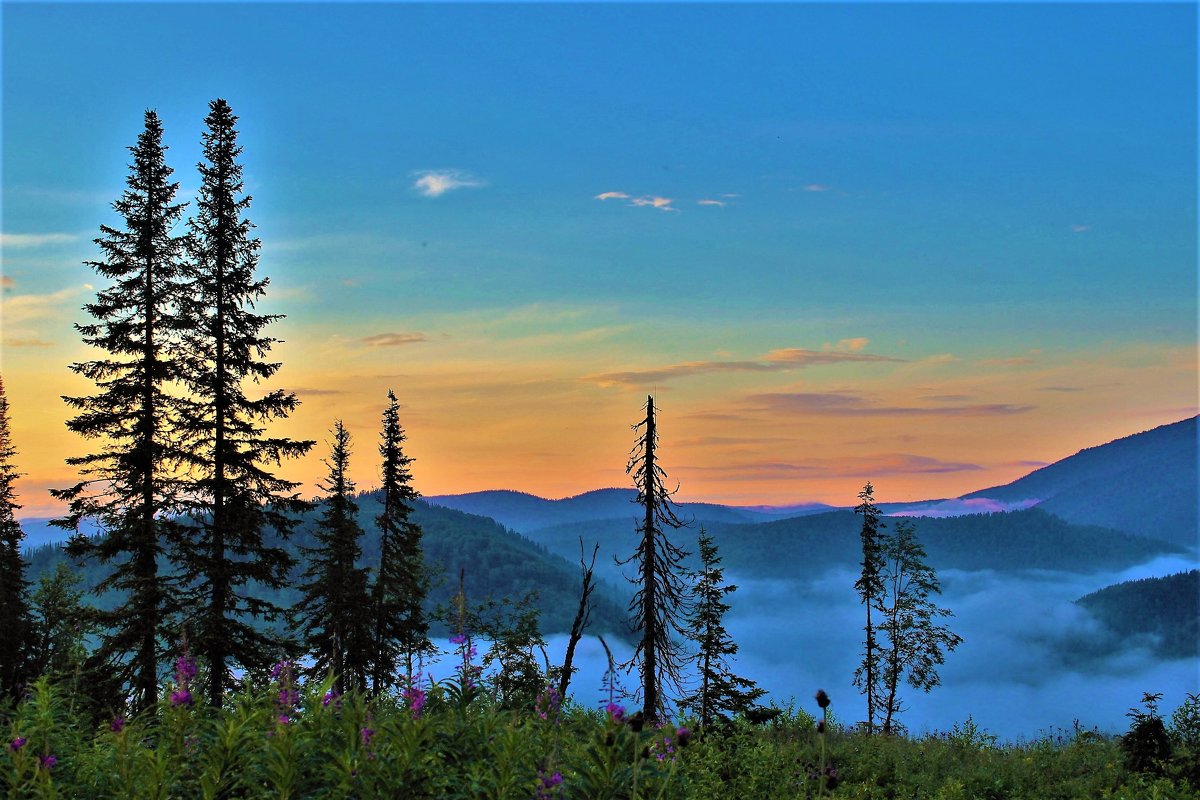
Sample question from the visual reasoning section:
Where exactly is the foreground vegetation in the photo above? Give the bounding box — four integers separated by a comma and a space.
4, 670, 1198, 800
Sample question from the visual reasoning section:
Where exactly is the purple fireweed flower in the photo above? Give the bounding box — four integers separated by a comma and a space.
278, 689, 300, 708
170, 689, 193, 707
175, 655, 197, 682
676, 726, 692, 747
605, 702, 626, 722
815, 689, 830, 709
360, 727, 375, 746
322, 690, 342, 708
404, 685, 427, 718
277, 715, 291, 725
39, 754, 57, 769
449, 633, 466, 646
9, 737, 26, 752
270, 660, 293, 680
110, 717, 126, 733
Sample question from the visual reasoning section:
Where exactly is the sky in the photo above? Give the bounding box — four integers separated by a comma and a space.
2, 2, 1197, 517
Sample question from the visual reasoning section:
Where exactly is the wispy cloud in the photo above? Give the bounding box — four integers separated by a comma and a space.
1038, 386, 1085, 393
0, 286, 87, 324
594, 191, 630, 201
698, 199, 726, 207
361, 332, 428, 347
288, 386, 347, 397
803, 184, 831, 192
834, 337, 869, 352
629, 195, 677, 212
413, 170, 484, 198
743, 391, 1034, 417
889, 497, 1041, 518
0, 232, 80, 248
584, 347, 904, 388
1070, 224, 1091, 233
679, 452, 983, 481
978, 356, 1035, 367
1, 276, 13, 289
2, 338, 55, 348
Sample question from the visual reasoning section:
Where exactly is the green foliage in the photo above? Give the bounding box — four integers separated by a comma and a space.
5, 676, 1200, 799
1122, 693, 1174, 777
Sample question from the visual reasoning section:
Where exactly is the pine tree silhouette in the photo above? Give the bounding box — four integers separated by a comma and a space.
0, 376, 34, 700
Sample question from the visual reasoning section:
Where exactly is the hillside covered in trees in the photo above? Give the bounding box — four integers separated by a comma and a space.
1076, 570, 1199, 659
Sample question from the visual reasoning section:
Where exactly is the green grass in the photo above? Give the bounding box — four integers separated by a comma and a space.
3, 676, 1198, 799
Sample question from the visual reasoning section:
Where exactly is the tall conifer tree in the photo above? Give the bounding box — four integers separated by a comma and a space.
680, 528, 764, 731
853, 481, 885, 733
176, 99, 314, 704
298, 421, 372, 692
53, 110, 188, 711
369, 391, 429, 694
0, 376, 34, 699
620, 395, 690, 721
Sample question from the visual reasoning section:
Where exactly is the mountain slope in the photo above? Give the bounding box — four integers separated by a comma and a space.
1076, 570, 1199, 659
23, 494, 633, 640
962, 416, 1198, 548
427, 487, 774, 533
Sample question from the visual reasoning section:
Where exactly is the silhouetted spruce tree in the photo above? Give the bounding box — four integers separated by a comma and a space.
874, 518, 962, 734
619, 395, 691, 721
369, 390, 429, 694
0, 376, 35, 700
680, 527, 764, 732
853, 481, 885, 734
176, 99, 314, 705
299, 421, 373, 692
52, 110, 189, 712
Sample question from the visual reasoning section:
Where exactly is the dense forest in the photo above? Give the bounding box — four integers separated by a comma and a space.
1076, 570, 1199, 659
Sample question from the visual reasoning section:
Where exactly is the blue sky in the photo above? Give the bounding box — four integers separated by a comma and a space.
3, 2, 1196, 510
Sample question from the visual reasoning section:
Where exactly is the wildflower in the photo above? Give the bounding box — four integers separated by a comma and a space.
817, 720, 826, 734
404, 684, 427, 718
605, 702, 626, 723
322, 690, 342, 708
278, 715, 291, 725
278, 688, 300, 707
361, 727, 375, 746
449, 633, 466, 645
170, 688, 194, 707
110, 717, 126, 733
39, 754, 57, 769
270, 660, 292, 680
676, 726, 692, 747
9, 737, 26, 752
536, 685, 562, 721
535, 769, 565, 799
815, 689, 830, 709
175, 655, 197, 682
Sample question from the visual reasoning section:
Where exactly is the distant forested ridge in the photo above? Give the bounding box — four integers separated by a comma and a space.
522, 508, 1183, 580
1076, 570, 1199, 659
24, 492, 632, 641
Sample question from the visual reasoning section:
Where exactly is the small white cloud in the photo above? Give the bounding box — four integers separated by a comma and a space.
803, 184, 831, 193
630, 195, 677, 212
594, 191, 630, 201
413, 170, 484, 198
698, 199, 726, 207
1070, 224, 1091, 233
0, 232, 79, 248
720, 193, 741, 199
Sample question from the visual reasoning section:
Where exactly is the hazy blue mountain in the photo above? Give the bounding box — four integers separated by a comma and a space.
1076, 570, 1199, 659
517, 507, 1182, 582
426, 487, 783, 533
962, 416, 1198, 549
17, 517, 100, 551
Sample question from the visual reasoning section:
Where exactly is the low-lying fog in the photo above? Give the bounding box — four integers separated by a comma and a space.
422, 554, 1198, 742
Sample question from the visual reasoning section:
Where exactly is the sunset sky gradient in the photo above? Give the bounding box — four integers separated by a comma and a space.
2, 3, 1196, 517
